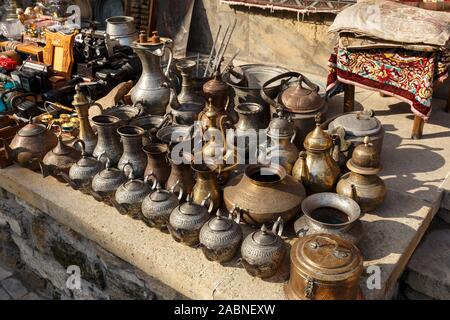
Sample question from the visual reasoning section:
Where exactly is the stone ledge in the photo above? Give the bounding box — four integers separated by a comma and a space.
0, 166, 440, 299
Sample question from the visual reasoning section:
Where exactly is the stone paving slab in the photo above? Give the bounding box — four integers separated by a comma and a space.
406, 229, 450, 300
0, 287, 10, 300
0, 266, 12, 281
0, 166, 440, 300
1, 277, 28, 299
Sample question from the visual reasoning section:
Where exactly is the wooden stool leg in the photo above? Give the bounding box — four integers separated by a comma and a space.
446, 84, 450, 112
411, 115, 424, 139
344, 84, 355, 113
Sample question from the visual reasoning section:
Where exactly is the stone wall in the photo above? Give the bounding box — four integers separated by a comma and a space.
187, 0, 336, 78
0, 188, 185, 300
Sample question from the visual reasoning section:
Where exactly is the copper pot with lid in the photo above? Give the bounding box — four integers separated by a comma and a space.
285, 233, 364, 300
261, 72, 327, 148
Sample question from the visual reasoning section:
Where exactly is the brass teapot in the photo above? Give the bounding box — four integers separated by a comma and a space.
241, 217, 285, 278
199, 208, 243, 263
292, 113, 340, 194
40, 133, 81, 182
336, 136, 386, 212
3, 120, 58, 170
168, 194, 213, 247
198, 101, 237, 185
141, 181, 183, 229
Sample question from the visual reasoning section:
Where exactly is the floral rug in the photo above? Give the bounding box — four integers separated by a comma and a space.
326, 47, 449, 120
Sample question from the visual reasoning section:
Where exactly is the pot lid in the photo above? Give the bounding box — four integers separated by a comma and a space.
347, 136, 382, 175
149, 185, 172, 202
328, 110, 381, 137
267, 111, 295, 138
123, 178, 147, 192
99, 166, 123, 180
208, 210, 232, 232
293, 233, 363, 277
252, 225, 277, 246
19, 123, 46, 137
52, 136, 73, 155
303, 114, 333, 151
77, 154, 99, 168
280, 76, 324, 114
179, 196, 203, 215
203, 72, 228, 96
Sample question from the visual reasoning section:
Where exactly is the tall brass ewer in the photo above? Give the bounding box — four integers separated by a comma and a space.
72, 85, 102, 155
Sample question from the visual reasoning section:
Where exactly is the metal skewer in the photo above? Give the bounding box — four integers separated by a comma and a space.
220, 48, 240, 76
212, 18, 237, 75
211, 24, 230, 77
203, 25, 222, 78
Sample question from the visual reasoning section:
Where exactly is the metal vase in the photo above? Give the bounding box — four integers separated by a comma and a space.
130, 41, 173, 115
92, 115, 123, 165
143, 143, 171, 186
117, 126, 147, 178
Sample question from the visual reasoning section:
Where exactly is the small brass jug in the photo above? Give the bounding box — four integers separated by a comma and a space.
336, 136, 386, 212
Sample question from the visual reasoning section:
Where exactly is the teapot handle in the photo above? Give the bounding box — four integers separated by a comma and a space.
90, 102, 104, 114
272, 217, 284, 237
122, 161, 134, 179
228, 204, 241, 224
132, 100, 145, 116
144, 171, 158, 190
201, 193, 214, 214
164, 45, 173, 78
169, 179, 184, 201
260, 71, 301, 110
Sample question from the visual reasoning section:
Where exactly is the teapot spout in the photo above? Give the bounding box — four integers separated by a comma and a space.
1, 138, 12, 160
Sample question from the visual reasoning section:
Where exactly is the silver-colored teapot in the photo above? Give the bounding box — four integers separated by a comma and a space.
168, 194, 213, 247
114, 163, 156, 219
141, 181, 183, 229
199, 208, 243, 263
62, 140, 104, 195
241, 217, 285, 278
91, 154, 127, 206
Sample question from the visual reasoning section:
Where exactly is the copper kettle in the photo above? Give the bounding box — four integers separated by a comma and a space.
39, 133, 81, 183
2, 120, 58, 170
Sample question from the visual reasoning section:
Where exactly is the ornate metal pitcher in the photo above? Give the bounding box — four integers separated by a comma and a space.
130, 31, 173, 115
